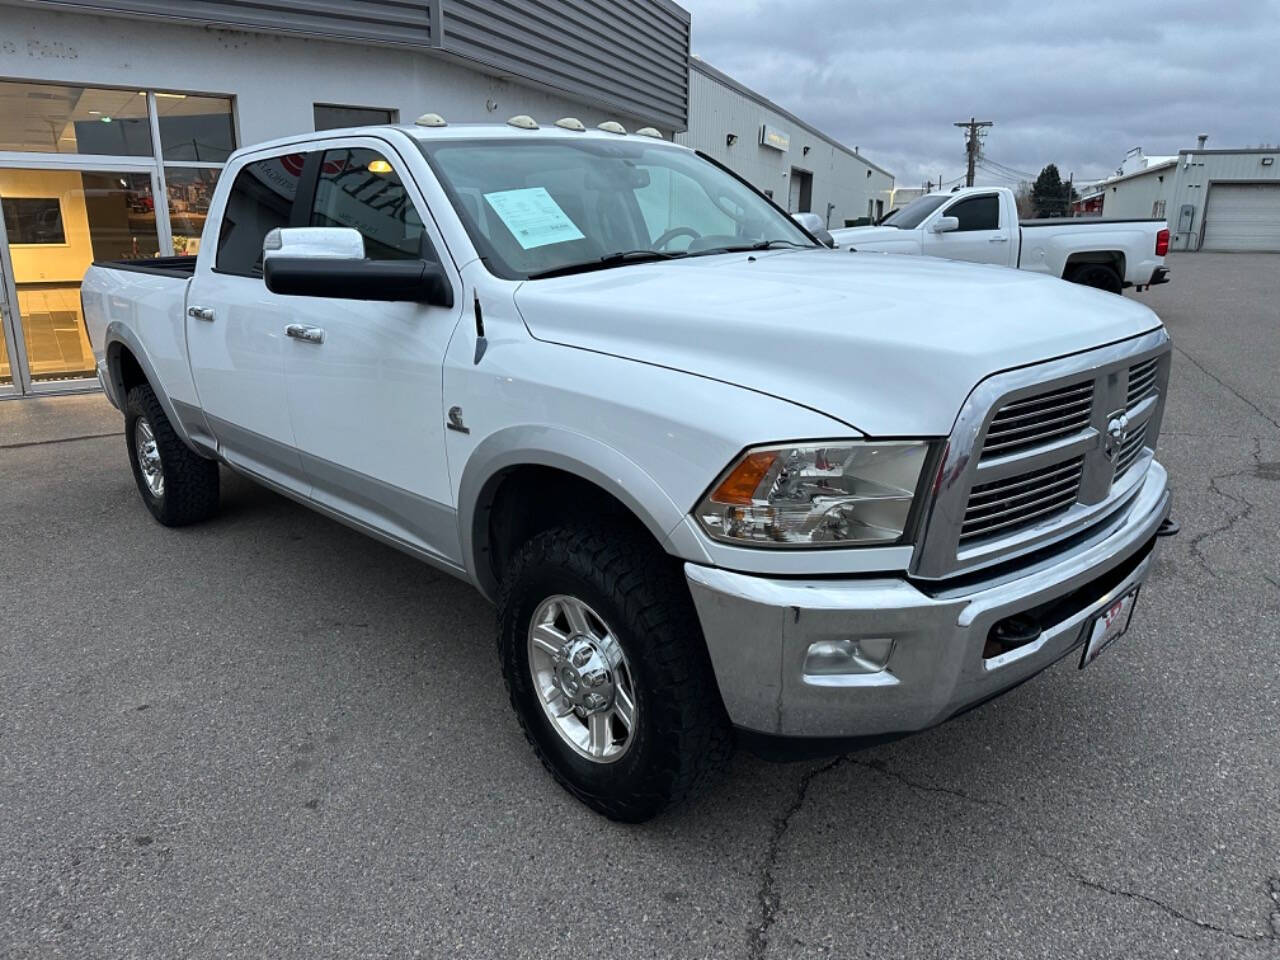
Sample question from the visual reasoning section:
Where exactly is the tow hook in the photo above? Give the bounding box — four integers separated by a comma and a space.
1156, 517, 1180, 538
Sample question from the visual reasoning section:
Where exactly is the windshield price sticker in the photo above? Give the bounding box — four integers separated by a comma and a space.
484, 187, 585, 250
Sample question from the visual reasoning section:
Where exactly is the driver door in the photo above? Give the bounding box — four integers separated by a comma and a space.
280, 138, 466, 566
923, 193, 1014, 266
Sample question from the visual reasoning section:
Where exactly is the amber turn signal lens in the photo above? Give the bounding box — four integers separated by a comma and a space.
710, 450, 778, 504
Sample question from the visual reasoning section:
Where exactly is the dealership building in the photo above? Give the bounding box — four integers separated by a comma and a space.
1100, 142, 1280, 252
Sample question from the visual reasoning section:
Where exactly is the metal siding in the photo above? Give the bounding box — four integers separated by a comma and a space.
10, 0, 434, 44
1102, 168, 1170, 220
438, 0, 690, 129
1168, 151, 1280, 250
677, 66, 893, 229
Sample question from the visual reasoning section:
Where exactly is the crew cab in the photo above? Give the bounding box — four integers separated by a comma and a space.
831, 186, 1170, 294
82, 118, 1175, 821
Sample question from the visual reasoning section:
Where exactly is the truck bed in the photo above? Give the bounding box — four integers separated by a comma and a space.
1019, 218, 1164, 228
91, 255, 197, 278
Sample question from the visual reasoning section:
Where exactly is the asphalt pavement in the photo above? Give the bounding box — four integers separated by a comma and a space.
1, 253, 1277, 959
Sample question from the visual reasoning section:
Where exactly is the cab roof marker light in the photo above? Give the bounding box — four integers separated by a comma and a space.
415, 113, 447, 127
635, 126, 663, 139
554, 117, 586, 131
597, 120, 627, 135
507, 114, 539, 130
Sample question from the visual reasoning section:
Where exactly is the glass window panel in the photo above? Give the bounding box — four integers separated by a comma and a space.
0, 80, 152, 155
948, 194, 1001, 231
165, 166, 222, 255
1, 168, 159, 382
1, 312, 12, 386
311, 148, 426, 260
314, 104, 398, 131
155, 93, 236, 162
216, 155, 305, 276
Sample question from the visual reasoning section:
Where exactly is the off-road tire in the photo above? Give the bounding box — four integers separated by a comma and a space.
125, 383, 220, 526
498, 523, 733, 822
1067, 262, 1123, 294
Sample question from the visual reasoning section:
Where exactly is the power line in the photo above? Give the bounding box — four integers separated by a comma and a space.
953, 117, 994, 186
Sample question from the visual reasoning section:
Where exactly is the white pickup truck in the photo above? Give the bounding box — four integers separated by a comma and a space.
83, 119, 1176, 821
831, 186, 1170, 294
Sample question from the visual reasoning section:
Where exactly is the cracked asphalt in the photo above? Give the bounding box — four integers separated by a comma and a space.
2, 252, 1278, 959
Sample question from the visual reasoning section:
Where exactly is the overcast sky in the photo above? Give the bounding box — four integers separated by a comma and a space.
677, 0, 1279, 189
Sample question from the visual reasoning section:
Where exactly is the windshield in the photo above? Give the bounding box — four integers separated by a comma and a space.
880, 194, 949, 229
418, 138, 815, 279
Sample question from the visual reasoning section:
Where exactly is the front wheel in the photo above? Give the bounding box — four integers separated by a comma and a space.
497, 524, 732, 822
125, 384, 220, 526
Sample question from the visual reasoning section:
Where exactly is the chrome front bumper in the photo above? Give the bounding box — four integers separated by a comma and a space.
686, 461, 1170, 740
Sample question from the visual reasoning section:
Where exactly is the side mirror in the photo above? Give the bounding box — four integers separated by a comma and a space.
931, 216, 960, 234
262, 227, 453, 307
791, 211, 835, 248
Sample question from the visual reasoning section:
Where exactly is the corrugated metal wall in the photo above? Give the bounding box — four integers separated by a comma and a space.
10, 0, 691, 129
676, 63, 893, 228
12, 0, 435, 45
439, 0, 690, 130
1169, 151, 1280, 249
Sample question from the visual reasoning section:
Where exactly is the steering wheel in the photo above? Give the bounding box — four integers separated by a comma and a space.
654, 226, 701, 251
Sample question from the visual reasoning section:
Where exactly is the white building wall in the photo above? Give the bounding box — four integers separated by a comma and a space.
1102, 165, 1173, 220
676, 64, 893, 229
0, 6, 673, 146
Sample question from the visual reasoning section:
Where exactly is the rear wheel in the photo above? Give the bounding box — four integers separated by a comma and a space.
125, 384, 220, 526
1067, 262, 1123, 294
497, 523, 732, 822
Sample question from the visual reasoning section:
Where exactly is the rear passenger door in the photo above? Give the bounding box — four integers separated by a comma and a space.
281, 138, 465, 565
923, 193, 1013, 267
187, 150, 311, 491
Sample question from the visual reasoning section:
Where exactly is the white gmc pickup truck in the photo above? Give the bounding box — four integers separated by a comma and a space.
83, 119, 1176, 821
831, 186, 1170, 294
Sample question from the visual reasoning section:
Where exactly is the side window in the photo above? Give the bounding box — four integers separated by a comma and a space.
945, 194, 1000, 232
215, 154, 306, 276
311, 147, 428, 261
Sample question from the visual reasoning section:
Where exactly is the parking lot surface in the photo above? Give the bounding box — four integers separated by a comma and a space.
2, 253, 1278, 959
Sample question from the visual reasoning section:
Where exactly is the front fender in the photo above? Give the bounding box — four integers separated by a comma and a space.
456, 425, 705, 601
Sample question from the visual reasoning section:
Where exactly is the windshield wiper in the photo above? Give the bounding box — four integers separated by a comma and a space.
689, 239, 811, 256
527, 249, 685, 280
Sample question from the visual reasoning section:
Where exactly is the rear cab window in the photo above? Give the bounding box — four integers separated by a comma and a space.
215, 154, 307, 276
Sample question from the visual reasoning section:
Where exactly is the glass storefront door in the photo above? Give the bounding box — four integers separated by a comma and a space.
0, 165, 160, 391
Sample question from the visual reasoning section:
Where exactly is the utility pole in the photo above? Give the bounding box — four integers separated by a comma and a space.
953, 117, 994, 187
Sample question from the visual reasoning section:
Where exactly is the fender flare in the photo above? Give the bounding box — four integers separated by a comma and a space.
457, 425, 689, 601
104, 321, 202, 452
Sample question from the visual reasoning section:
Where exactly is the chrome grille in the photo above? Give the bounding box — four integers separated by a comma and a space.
960, 457, 1084, 543
1127, 358, 1159, 407
981, 381, 1094, 459
913, 330, 1172, 580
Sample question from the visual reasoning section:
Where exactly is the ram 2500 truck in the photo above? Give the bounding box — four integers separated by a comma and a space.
82, 119, 1175, 821
831, 186, 1170, 294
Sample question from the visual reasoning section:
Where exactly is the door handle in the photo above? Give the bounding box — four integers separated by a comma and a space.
988, 236, 1009, 243
187, 305, 215, 321
285, 323, 325, 344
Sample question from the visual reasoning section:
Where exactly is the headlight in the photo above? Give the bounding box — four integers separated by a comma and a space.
695, 441, 930, 548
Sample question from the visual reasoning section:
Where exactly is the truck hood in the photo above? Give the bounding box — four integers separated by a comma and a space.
512, 249, 1164, 436
830, 225, 907, 247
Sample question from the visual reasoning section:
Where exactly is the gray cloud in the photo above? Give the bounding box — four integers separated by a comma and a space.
679, 0, 1279, 187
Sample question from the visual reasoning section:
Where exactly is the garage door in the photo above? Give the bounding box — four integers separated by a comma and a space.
1201, 183, 1280, 252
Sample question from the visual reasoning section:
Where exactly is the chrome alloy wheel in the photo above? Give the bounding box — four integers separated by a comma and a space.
527, 595, 637, 763
134, 416, 164, 498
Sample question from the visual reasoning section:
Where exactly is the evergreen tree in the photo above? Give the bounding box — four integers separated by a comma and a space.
1031, 164, 1072, 218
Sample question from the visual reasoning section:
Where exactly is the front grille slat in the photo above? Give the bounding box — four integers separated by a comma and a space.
980, 379, 1094, 459
1127, 357, 1159, 407
960, 456, 1085, 544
